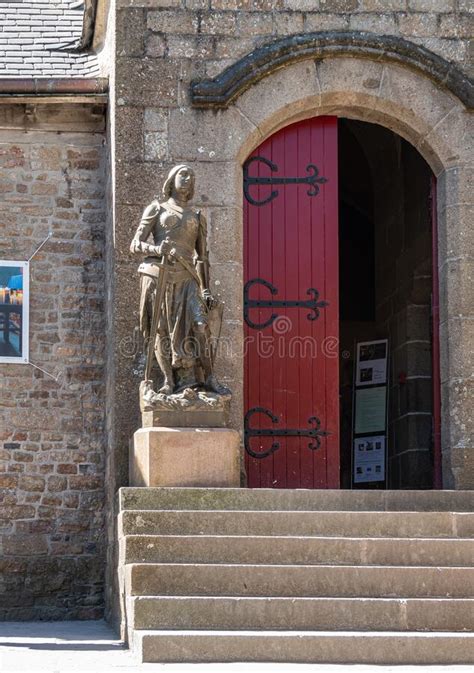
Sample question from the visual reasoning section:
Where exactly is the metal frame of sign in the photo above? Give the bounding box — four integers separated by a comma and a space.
0, 260, 29, 364
351, 338, 389, 487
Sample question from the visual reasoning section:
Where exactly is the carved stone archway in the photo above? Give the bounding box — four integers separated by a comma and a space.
168, 43, 472, 488
191, 32, 473, 110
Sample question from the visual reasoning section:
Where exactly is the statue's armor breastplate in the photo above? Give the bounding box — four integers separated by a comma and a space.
153, 205, 199, 263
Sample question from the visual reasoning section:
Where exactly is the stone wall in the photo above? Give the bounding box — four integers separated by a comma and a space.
0, 103, 107, 620
371, 135, 434, 488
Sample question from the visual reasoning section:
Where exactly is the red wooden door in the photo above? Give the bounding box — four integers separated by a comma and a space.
244, 116, 339, 489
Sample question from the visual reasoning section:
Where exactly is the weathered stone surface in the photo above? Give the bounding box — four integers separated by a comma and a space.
438, 13, 474, 40
359, 0, 405, 9
146, 33, 166, 57
168, 107, 257, 162
131, 594, 474, 631
235, 59, 319, 136
237, 12, 273, 35
273, 12, 304, 34
437, 165, 473, 210
210, 0, 282, 8
441, 378, 474, 459
283, 0, 317, 8
439, 319, 474, 381
349, 13, 398, 34
200, 11, 237, 35
120, 507, 470, 538
320, 0, 357, 10
399, 12, 438, 38
304, 13, 350, 31
0, 120, 106, 620
117, 0, 180, 5
207, 206, 243, 264
116, 58, 179, 107
116, 161, 173, 206
438, 204, 474, 267
130, 427, 241, 487
408, 0, 453, 11
119, 486, 474, 512
449, 447, 474, 490
147, 9, 198, 33
116, 106, 144, 163
439, 258, 474, 324
116, 8, 146, 57
167, 35, 215, 59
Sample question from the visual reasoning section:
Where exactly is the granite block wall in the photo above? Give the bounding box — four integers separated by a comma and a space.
0, 103, 107, 619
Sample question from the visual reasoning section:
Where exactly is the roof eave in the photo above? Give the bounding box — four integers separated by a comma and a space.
0, 78, 108, 103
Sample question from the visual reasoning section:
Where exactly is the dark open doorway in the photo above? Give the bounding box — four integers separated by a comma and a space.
338, 119, 439, 490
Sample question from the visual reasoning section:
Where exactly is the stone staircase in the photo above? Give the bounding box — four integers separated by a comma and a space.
117, 488, 474, 664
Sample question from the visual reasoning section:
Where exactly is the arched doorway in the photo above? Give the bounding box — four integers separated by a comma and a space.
243, 116, 440, 490
171, 52, 471, 489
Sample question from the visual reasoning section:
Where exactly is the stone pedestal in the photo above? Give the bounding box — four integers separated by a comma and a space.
140, 382, 230, 429
130, 427, 240, 487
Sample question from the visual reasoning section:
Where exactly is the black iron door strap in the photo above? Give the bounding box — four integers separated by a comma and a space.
244, 407, 330, 459
243, 155, 327, 206
244, 278, 328, 329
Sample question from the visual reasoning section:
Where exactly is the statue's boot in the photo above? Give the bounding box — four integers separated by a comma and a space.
158, 381, 174, 395
205, 373, 231, 396
155, 339, 174, 395
195, 327, 231, 396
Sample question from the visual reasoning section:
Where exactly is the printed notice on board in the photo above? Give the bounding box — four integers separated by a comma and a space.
354, 436, 385, 483
355, 339, 388, 387
354, 387, 387, 434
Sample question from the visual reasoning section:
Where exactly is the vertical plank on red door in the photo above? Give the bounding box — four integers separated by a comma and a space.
309, 120, 326, 488
298, 122, 316, 489
284, 124, 301, 488
244, 116, 339, 489
323, 118, 340, 488
271, 130, 289, 488
245, 154, 260, 487
259, 139, 276, 487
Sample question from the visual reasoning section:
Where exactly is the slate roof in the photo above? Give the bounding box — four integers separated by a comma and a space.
0, 0, 100, 78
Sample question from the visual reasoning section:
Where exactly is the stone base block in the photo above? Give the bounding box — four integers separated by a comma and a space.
142, 407, 227, 428
130, 427, 240, 487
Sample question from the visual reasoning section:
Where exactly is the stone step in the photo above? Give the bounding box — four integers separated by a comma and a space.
126, 563, 474, 598
119, 509, 474, 538
133, 630, 474, 664
121, 534, 474, 566
130, 596, 474, 632
119, 487, 474, 512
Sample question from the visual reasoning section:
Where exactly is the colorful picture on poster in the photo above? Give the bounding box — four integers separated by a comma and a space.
355, 339, 388, 387
0, 261, 29, 363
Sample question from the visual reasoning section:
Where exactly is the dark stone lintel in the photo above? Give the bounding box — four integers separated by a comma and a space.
190, 32, 473, 110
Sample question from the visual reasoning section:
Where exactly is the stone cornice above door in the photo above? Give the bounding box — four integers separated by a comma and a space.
190, 31, 474, 111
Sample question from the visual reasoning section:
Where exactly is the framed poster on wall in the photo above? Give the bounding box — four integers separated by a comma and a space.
355, 339, 388, 387
0, 260, 29, 364
353, 436, 386, 484
354, 386, 387, 434
352, 338, 389, 486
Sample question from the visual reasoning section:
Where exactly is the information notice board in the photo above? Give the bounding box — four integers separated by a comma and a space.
352, 339, 388, 485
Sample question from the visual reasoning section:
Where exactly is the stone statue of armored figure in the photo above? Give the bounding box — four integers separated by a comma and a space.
130, 165, 231, 403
